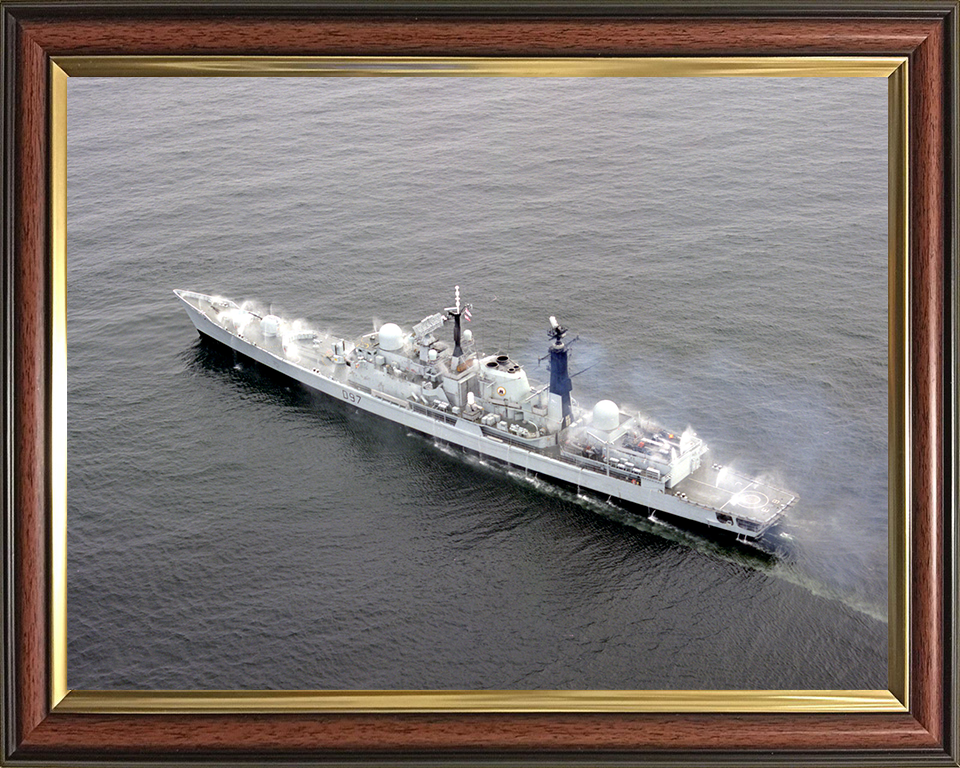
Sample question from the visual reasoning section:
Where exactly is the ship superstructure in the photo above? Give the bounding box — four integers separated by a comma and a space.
175, 287, 796, 539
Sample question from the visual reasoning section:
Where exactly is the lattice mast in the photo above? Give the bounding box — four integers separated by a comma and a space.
444, 285, 472, 358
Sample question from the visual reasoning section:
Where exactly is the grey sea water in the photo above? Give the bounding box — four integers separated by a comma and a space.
67, 76, 888, 690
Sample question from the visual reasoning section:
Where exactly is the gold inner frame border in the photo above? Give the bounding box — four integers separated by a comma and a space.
48, 55, 910, 715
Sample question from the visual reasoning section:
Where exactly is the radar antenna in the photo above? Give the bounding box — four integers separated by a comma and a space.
539, 316, 579, 363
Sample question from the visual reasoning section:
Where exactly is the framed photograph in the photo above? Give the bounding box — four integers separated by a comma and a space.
2, 3, 957, 766
61, 65, 895, 695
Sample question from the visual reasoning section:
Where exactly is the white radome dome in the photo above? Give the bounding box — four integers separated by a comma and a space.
260, 315, 281, 337
378, 323, 405, 351
592, 400, 620, 431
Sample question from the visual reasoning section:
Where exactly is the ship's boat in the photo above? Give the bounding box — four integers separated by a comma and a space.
175, 287, 797, 540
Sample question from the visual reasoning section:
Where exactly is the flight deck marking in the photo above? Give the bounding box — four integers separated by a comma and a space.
736, 492, 768, 509
720, 481, 767, 511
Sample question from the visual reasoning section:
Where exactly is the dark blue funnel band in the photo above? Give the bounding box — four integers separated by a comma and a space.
549, 343, 573, 425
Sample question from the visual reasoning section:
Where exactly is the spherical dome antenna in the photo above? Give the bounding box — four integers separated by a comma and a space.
592, 400, 620, 431
378, 323, 405, 351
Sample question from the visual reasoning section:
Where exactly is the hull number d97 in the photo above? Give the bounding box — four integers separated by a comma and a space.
342, 389, 361, 405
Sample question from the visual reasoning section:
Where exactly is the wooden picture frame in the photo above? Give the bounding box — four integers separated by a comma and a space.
2, 2, 957, 765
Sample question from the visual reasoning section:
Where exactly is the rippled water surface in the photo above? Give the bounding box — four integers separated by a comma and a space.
68, 77, 888, 690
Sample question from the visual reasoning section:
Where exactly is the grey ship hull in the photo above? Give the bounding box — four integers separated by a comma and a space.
176, 290, 795, 540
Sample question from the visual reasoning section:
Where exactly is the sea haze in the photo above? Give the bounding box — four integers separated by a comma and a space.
67, 76, 888, 690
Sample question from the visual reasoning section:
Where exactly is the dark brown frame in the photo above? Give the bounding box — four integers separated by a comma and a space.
2, 3, 957, 765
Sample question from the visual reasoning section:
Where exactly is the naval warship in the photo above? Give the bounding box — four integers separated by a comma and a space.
175, 286, 796, 540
